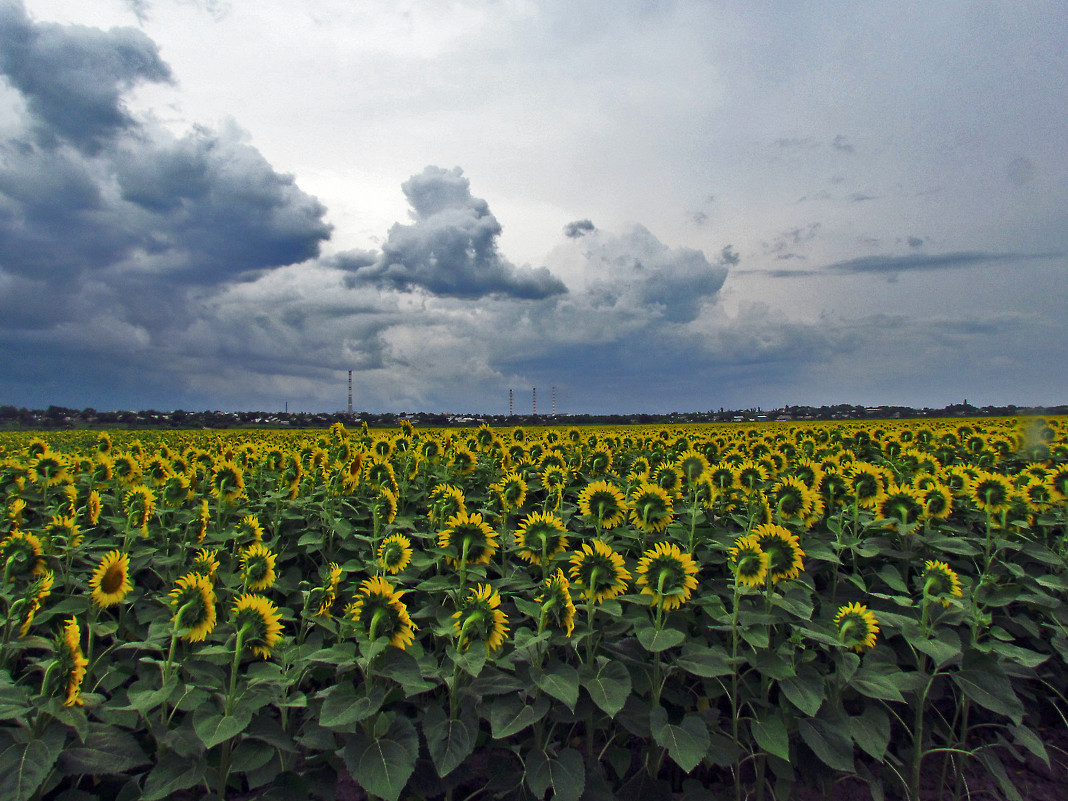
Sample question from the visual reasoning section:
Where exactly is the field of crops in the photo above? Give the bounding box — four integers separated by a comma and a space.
1, 417, 1066, 801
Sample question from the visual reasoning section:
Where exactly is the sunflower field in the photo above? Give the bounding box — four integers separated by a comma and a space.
1, 416, 1067, 801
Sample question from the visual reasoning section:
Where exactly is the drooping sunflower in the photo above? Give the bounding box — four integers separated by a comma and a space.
448, 445, 478, 476
751, 523, 805, 584
89, 550, 133, 608
240, 543, 277, 592
428, 483, 466, 524
577, 480, 628, 530
438, 511, 498, 568
111, 453, 141, 486
970, 472, 1015, 515
160, 473, 193, 506
586, 447, 614, 475
708, 464, 740, 491
491, 471, 527, 514
835, 602, 880, 653
535, 570, 576, 637
195, 499, 210, 543
652, 464, 684, 498
313, 562, 343, 617
231, 594, 284, 659
349, 576, 417, 649
123, 485, 156, 535
210, 461, 246, 503
877, 483, 926, 532
736, 461, 769, 493
372, 486, 398, 525
190, 547, 220, 581
18, 569, 54, 637
728, 533, 769, 588
233, 515, 265, 545
377, 533, 413, 575
921, 560, 964, 608
169, 572, 218, 642
363, 458, 399, 497
635, 541, 700, 611
46, 514, 82, 549
31, 451, 69, 487
568, 539, 631, 604
628, 482, 675, 533
56, 617, 89, 706
87, 489, 102, 526
452, 582, 509, 654
514, 511, 569, 566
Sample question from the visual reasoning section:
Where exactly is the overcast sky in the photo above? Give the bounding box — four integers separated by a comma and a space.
1, 0, 1065, 414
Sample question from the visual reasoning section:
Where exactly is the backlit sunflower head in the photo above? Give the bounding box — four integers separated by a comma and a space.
970, 471, 1014, 514
428, 483, 466, 524
438, 511, 498, 568
89, 550, 134, 608
577, 480, 629, 530
55, 617, 89, 706
449, 445, 478, 476
110, 453, 141, 486
31, 451, 69, 487
492, 471, 527, 513
160, 473, 193, 506
708, 464, 740, 491
372, 486, 398, 525
628, 482, 675, 533
652, 464, 684, 498
540, 465, 571, 500
674, 449, 712, 489
877, 483, 926, 533
751, 523, 805, 584
2, 530, 46, 581
313, 562, 343, 617
535, 570, 576, 637
363, 458, 399, 496
377, 533, 413, 575
17, 569, 54, 637
923, 483, 954, 520
234, 514, 265, 545
452, 582, 509, 654
190, 547, 220, 581
736, 461, 769, 492
635, 541, 699, 611
729, 533, 769, 588
240, 543, 277, 592
835, 602, 880, 653
123, 485, 156, 534
921, 560, 964, 608
514, 511, 569, 566
46, 514, 82, 549
586, 447, 614, 475
847, 462, 890, 509
210, 461, 246, 503
169, 572, 218, 642
568, 539, 631, 604
232, 594, 284, 659
350, 576, 416, 650
770, 476, 817, 522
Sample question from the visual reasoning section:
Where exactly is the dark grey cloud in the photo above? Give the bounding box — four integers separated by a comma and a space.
563, 219, 595, 238
349, 166, 567, 300
831, 135, 854, 154
0, 1, 172, 152
739, 250, 1064, 279
907, 236, 924, 249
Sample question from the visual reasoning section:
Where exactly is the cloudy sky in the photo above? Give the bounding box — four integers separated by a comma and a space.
1, 0, 1065, 414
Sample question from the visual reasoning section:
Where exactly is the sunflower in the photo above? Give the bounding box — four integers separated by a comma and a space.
492, 471, 527, 513
877, 483, 926, 532
635, 541, 700, 611
313, 562, 343, 617
923, 483, 954, 520
586, 447, 614, 475
438, 511, 498, 568
56, 617, 89, 706
708, 464, 739, 491
751, 523, 805, 584
628, 482, 675, 533
372, 486, 398, 525
921, 560, 964, 608
449, 445, 478, 476
235, 514, 265, 545
835, 603, 880, 653
736, 461, 769, 493
31, 451, 69, 486
363, 458, 399, 497
350, 576, 417, 650
161, 473, 192, 506
169, 572, 218, 642
675, 450, 711, 490
428, 484, 466, 524
111, 453, 141, 486
231, 594, 284, 659
652, 464, 684, 498
535, 570, 576, 637
514, 511, 569, 566
377, 533, 413, 575
123, 485, 156, 535
195, 499, 210, 543
770, 476, 817, 522
568, 539, 631, 604
46, 514, 82, 549
18, 569, 54, 637
970, 472, 1014, 515
240, 543, 277, 592
6, 496, 26, 528
847, 462, 890, 509
190, 547, 221, 581
577, 480, 628, 530
210, 461, 246, 503
540, 464, 570, 496
89, 550, 134, 608
452, 583, 509, 654
728, 533, 769, 588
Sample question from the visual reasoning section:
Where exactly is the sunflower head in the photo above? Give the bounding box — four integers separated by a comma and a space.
971, 472, 1014, 514
449, 445, 478, 476
877, 483, 926, 532
313, 562, 343, 617
55, 617, 89, 706
350, 576, 416, 650
835, 602, 880, 653
169, 572, 218, 642
428, 484, 466, 524
231, 594, 284, 659
514, 511, 569, 566
210, 461, 246, 503
635, 541, 700, 611
234, 514, 265, 545
751, 523, 805, 584
628, 482, 675, 533
535, 570, 576, 637
372, 486, 399, 525
89, 550, 133, 608
190, 547, 220, 580
438, 511, 498, 568
568, 539, 631, 604
240, 543, 277, 592
46, 514, 82, 549
161, 473, 193, 506
492, 471, 527, 513
123, 485, 156, 533
771, 476, 817, 522
577, 480, 629, 530
728, 533, 769, 588
921, 560, 964, 608
674, 450, 712, 489
452, 582, 509, 654
17, 569, 54, 637
377, 533, 413, 575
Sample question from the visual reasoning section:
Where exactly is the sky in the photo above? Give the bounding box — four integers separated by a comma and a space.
1, 0, 1066, 415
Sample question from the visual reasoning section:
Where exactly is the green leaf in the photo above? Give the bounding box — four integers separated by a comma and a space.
749, 711, 790, 763
952, 668, 1024, 725
650, 707, 710, 774
422, 705, 476, 778
525, 747, 585, 801
1009, 724, 1049, 768
580, 659, 631, 719
341, 715, 418, 801
0, 733, 63, 801
798, 718, 854, 773
779, 665, 824, 717
372, 648, 438, 695
192, 706, 253, 750
848, 707, 890, 761
489, 693, 550, 739
532, 660, 580, 711
876, 564, 907, 592
57, 728, 149, 775
849, 666, 905, 703
675, 643, 732, 678
635, 624, 686, 653
911, 629, 961, 669
0, 670, 31, 721
230, 739, 276, 775
141, 751, 205, 801
318, 682, 385, 729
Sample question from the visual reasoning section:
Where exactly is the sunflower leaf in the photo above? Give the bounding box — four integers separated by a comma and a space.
532, 660, 580, 711
580, 659, 631, 718
650, 706, 710, 773
422, 705, 476, 778
341, 714, 418, 801
635, 624, 686, 653
525, 747, 585, 801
